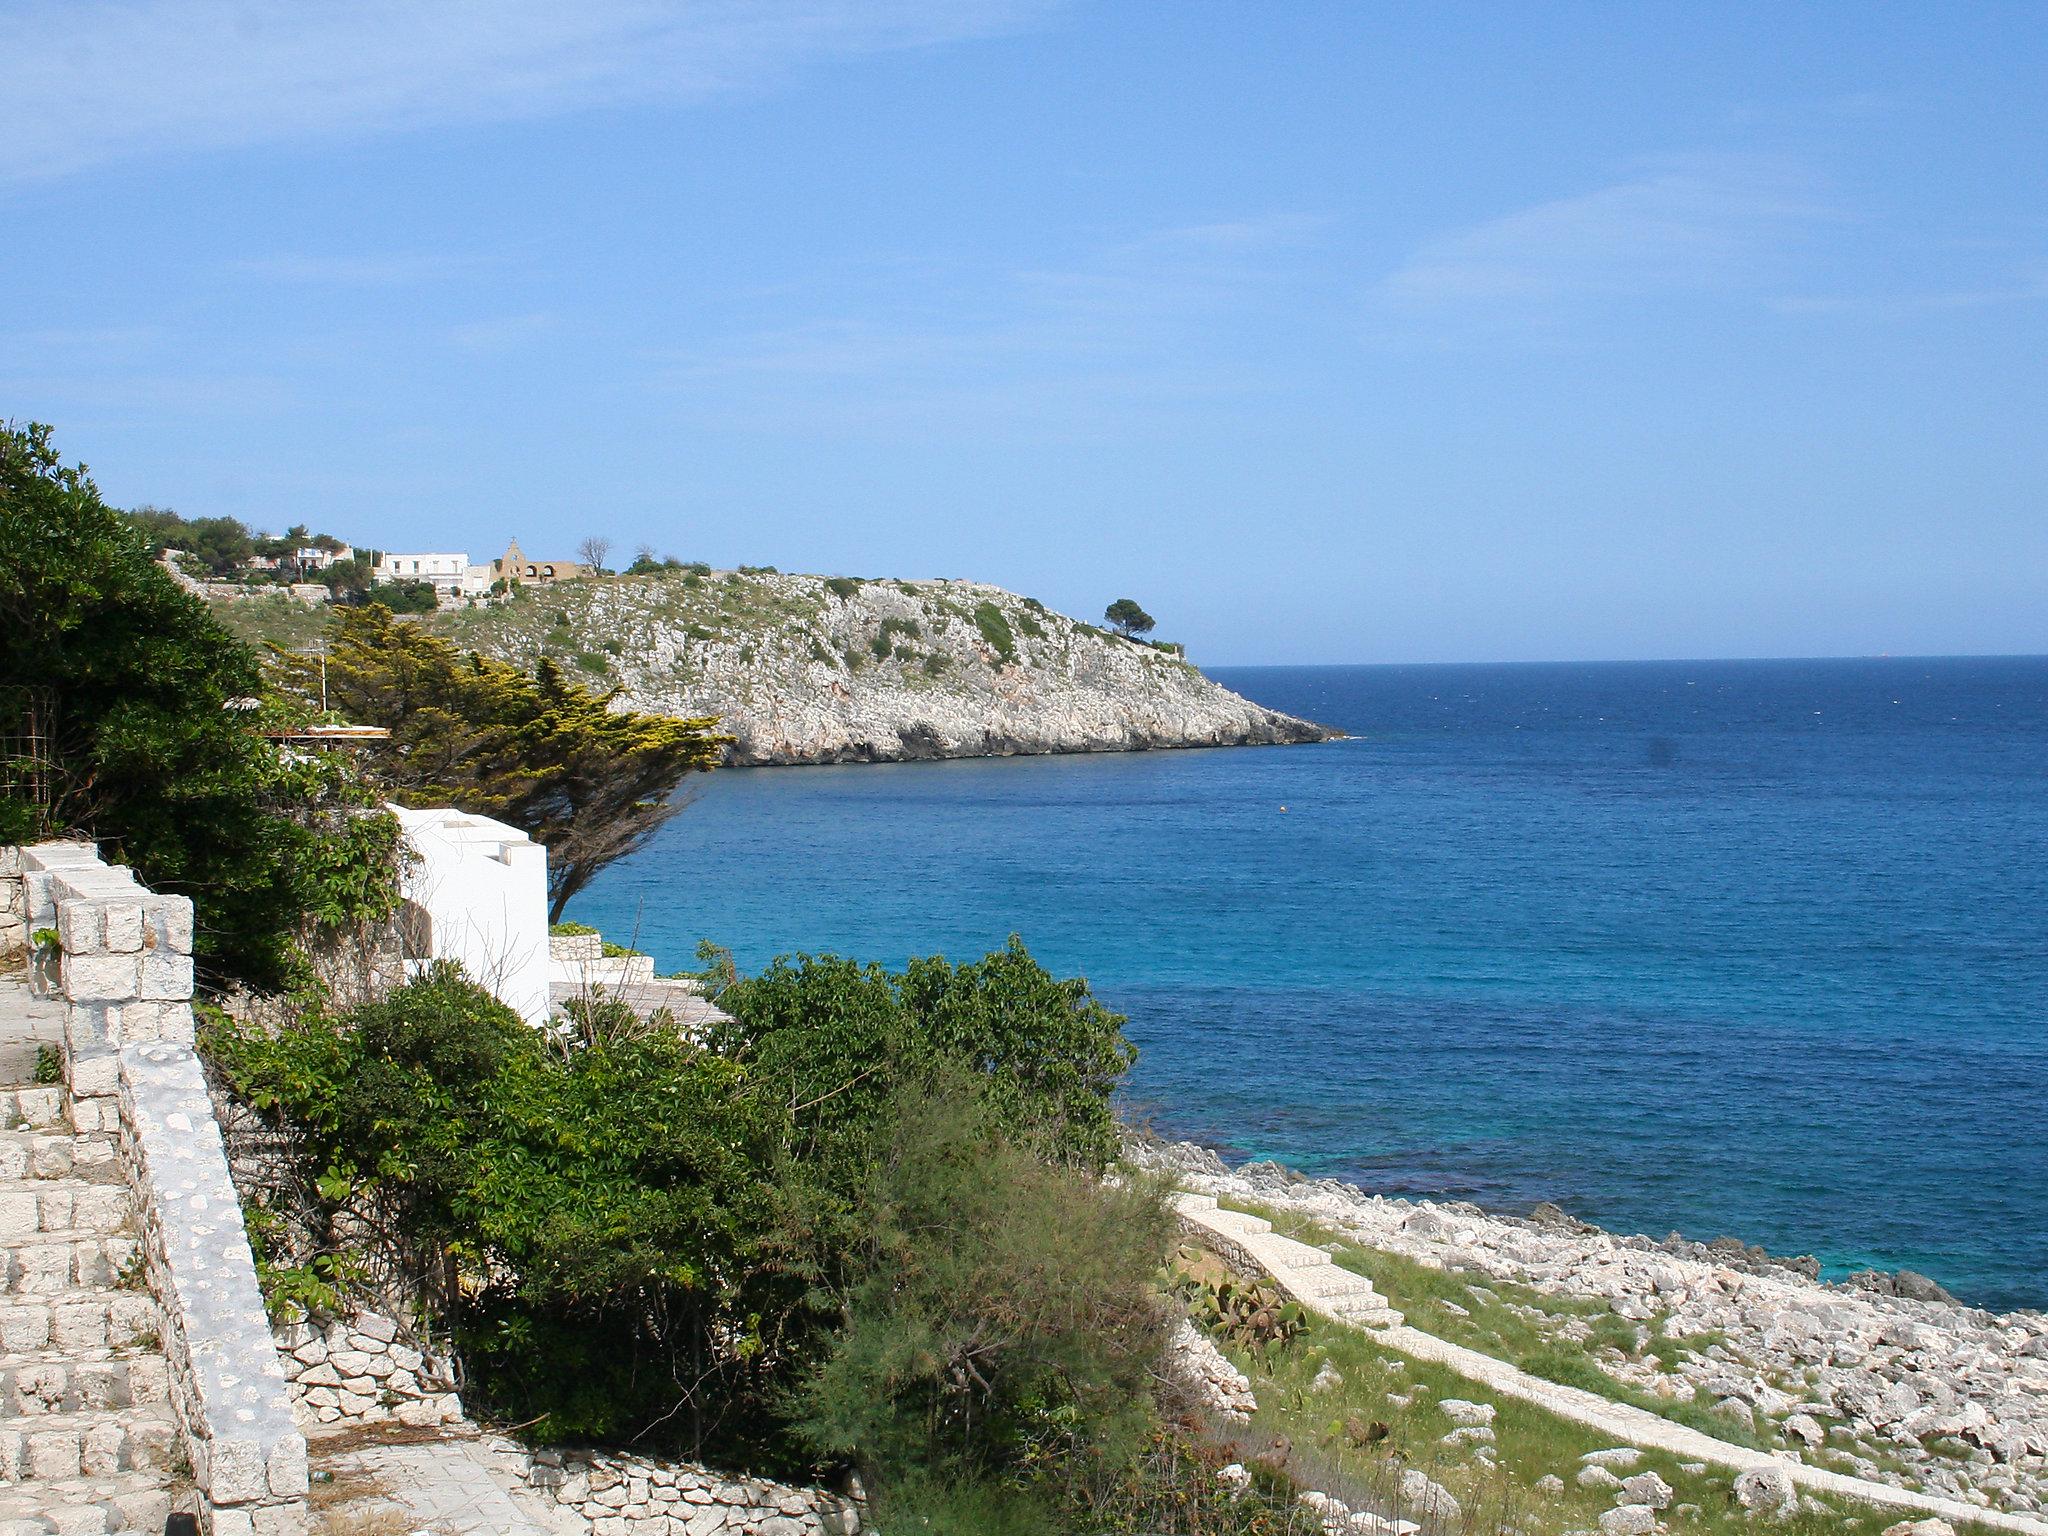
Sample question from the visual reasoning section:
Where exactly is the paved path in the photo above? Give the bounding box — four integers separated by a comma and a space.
310, 1424, 570, 1535
1173, 1193, 2048, 1536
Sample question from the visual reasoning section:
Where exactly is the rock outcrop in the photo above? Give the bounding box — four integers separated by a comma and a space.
432, 570, 1333, 766
1130, 1138, 2048, 1522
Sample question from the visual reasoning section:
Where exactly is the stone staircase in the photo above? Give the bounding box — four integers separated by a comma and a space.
1175, 1192, 1404, 1328
0, 976, 181, 1534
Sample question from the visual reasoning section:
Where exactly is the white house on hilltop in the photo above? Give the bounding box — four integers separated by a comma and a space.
374, 551, 494, 599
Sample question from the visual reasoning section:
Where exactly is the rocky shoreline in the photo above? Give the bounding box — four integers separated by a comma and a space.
431, 569, 1336, 766
1132, 1136, 2048, 1523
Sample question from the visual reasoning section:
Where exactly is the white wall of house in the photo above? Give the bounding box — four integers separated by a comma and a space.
390, 805, 551, 1025
374, 552, 470, 587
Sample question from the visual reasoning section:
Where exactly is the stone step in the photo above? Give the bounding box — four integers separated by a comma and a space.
1263, 1239, 1334, 1269
0, 1040, 54, 1088
0, 1234, 141, 1296
0, 1133, 119, 1184
1204, 1209, 1273, 1236
1286, 1267, 1382, 1303
1175, 1193, 1219, 1213
0, 1291, 160, 1356
0, 1405, 180, 1486
0, 1348, 169, 1418
0, 1090, 64, 1133
0, 1475, 174, 1535
0, 1183, 133, 1242
1333, 1303, 1404, 1329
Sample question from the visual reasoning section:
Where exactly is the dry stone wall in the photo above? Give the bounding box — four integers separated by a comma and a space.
272, 1308, 464, 1430
520, 1447, 863, 1535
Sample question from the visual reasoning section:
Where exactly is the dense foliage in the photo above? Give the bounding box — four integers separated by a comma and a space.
212, 941, 1162, 1495
0, 423, 401, 987
211, 964, 809, 1451
273, 605, 729, 919
795, 1075, 1169, 1477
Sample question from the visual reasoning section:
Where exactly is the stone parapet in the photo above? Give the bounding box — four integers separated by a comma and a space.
8, 841, 310, 1533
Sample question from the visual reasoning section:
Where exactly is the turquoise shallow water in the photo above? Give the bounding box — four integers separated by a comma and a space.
572, 657, 2048, 1311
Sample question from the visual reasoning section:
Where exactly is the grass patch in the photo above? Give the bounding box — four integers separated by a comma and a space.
1220, 1197, 1779, 1454
1220, 1308, 1907, 1536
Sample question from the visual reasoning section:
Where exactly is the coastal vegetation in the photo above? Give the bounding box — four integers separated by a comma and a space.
211, 943, 1231, 1528
1105, 597, 1157, 641
273, 604, 728, 920
0, 422, 403, 988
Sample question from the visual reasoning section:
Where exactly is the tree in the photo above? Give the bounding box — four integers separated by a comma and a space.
576, 535, 613, 574
1104, 598, 1155, 641
275, 605, 728, 920
0, 422, 399, 987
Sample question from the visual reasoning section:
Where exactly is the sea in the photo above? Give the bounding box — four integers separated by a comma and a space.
571, 657, 2048, 1313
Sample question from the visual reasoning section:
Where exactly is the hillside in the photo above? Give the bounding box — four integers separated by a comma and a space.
410, 568, 1333, 766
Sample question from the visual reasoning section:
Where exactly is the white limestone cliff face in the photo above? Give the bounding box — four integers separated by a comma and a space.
439, 570, 1333, 766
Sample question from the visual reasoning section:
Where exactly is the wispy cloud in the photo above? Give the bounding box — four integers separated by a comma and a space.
657, 214, 1322, 438
449, 311, 560, 352
1369, 156, 1828, 336
1772, 269, 2048, 318
1, 0, 1053, 183
233, 252, 491, 286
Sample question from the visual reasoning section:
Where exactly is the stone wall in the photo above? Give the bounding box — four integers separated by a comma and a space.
8, 841, 310, 1533
520, 1447, 863, 1534
272, 1308, 464, 1430
0, 848, 24, 964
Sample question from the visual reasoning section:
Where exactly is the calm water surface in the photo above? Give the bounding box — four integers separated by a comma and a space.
574, 658, 2048, 1310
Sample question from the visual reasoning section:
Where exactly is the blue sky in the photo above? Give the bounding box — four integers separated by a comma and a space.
4, 1, 2043, 663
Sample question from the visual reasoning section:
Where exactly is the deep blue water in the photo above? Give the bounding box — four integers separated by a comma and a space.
573, 658, 2048, 1312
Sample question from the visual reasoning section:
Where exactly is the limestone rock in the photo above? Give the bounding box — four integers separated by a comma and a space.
1731, 1465, 1798, 1521
440, 571, 1334, 767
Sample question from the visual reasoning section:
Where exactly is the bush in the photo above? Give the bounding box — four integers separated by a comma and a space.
709, 937, 1135, 1186
210, 964, 813, 1455
795, 1074, 1169, 1480
374, 580, 440, 614
973, 602, 1018, 664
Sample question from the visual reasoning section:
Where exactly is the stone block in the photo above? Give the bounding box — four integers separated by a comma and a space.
56, 902, 103, 955
253, 1505, 313, 1536
138, 950, 194, 1001
267, 1431, 310, 1496
66, 1045, 120, 1099
208, 1433, 270, 1504
102, 900, 145, 953
61, 951, 139, 1002
209, 1510, 256, 1536
145, 895, 194, 954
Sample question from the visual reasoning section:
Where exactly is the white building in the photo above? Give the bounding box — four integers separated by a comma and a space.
374, 552, 471, 593
389, 805, 551, 1025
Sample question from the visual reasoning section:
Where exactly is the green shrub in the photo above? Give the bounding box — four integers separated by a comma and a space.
209, 964, 810, 1456
709, 937, 1135, 1185
972, 602, 1017, 663
793, 1073, 1169, 1482
375, 580, 440, 614
825, 577, 861, 599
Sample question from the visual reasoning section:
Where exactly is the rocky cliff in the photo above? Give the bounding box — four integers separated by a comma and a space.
429, 569, 1332, 766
